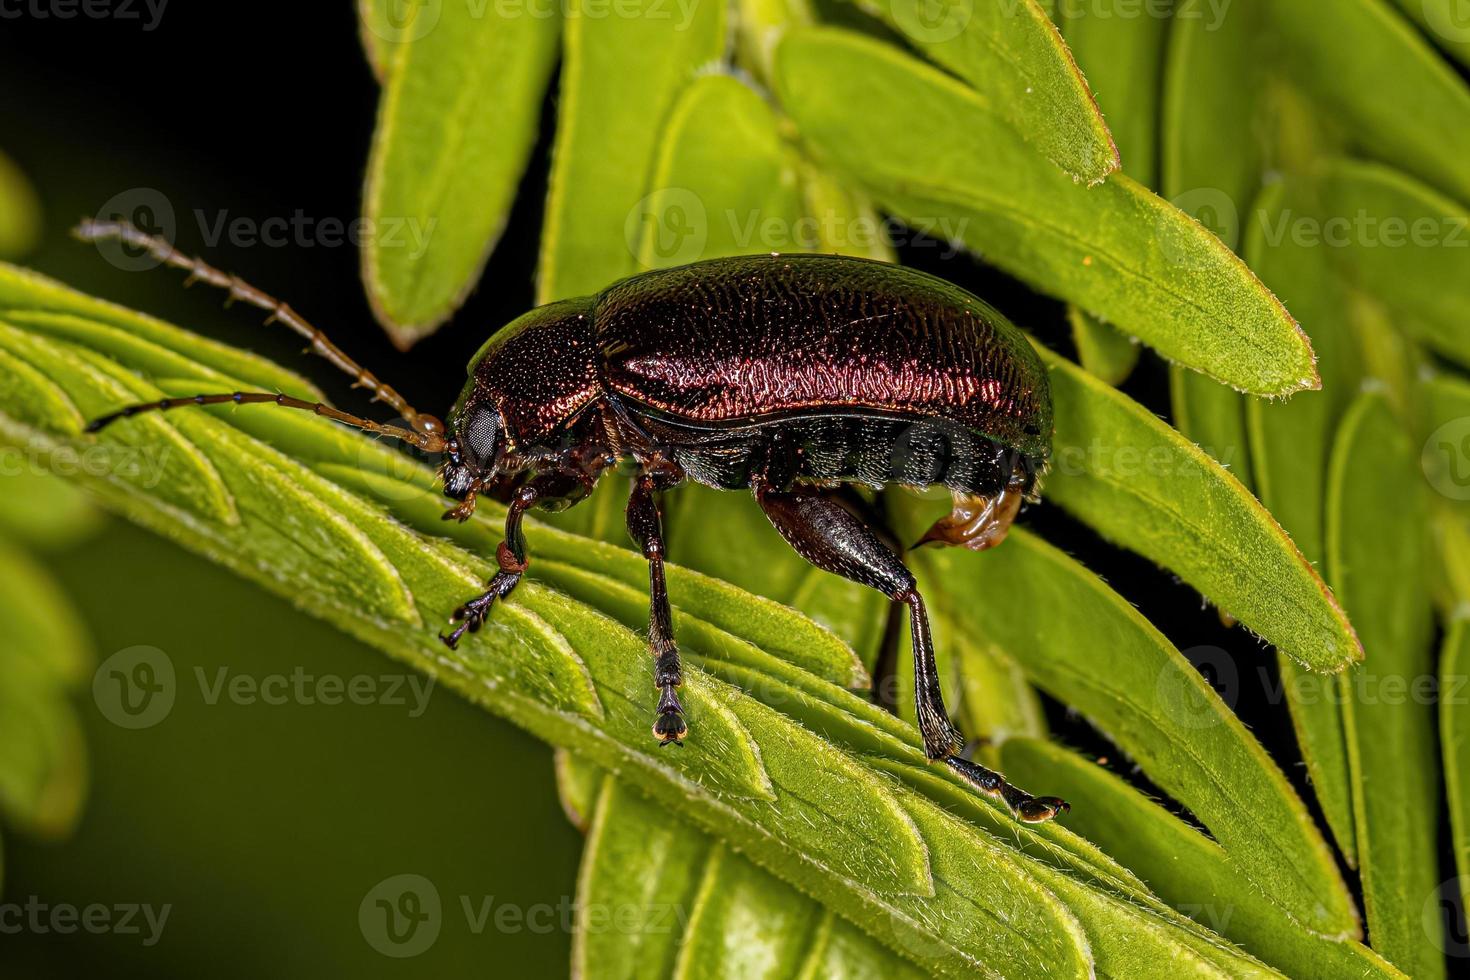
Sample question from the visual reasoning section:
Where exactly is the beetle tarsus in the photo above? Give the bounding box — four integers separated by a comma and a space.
440, 570, 521, 649
945, 755, 1069, 823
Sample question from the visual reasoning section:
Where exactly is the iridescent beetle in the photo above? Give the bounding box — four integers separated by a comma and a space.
79, 221, 1067, 823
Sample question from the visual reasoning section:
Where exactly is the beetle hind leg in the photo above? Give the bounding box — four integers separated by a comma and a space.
754, 481, 1068, 823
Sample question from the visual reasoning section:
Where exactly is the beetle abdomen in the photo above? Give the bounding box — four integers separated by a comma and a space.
634, 408, 1035, 495
594, 253, 1052, 464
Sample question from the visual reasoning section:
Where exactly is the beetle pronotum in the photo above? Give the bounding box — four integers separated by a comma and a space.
77, 219, 1068, 823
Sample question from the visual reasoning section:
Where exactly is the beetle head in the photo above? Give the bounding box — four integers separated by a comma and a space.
441, 397, 507, 503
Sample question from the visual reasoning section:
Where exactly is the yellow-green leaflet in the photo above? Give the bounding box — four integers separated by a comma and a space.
362, 2, 560, 345
1328, 392, 1443, 977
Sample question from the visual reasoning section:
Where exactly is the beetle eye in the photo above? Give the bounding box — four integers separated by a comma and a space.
460, 405, 503, 468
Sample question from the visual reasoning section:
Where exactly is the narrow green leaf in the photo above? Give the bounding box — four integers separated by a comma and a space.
1390, 0, 1470, 69
1302, 159, 1470, 370
553, 748, 602, 831
674, 844, 826, 979
795, 160, 895, 263
1001, 738, 1403, 978
0, 263, 322, 400
574, 777, 713, 980
1423, 373, 1470, 607
1328, 391, 1443, 977
537, 0, 728, 304
1442, 617, 1470, 934
0, 539, 89, 838
1068, 308, 1138, 387
0, 149, 41, 259
0, 467, 102, 552
774, 27, 1318, 395
1269, 0, 1470, 205
1160, 0, 1342, 481
799, 911, 928, 979
1242, 178, 1367, 865
1039, 342, 1361, 674
923, 528, 1359, 937
846, 0, 1120, 183
362, 3, 560, 345
1055, 0, 1168, 187
1169, 365, 1253, 486
636, 75, 804, 268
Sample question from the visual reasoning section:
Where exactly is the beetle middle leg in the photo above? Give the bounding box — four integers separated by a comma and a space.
625, 462, 688, 746
754, 482, 1068, 823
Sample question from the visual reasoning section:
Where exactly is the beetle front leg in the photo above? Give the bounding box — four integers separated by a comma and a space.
754, 482, 1068, 823
626, 468, 687, 746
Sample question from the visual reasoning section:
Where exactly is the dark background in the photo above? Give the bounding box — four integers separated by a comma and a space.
0, 2, 1392, 975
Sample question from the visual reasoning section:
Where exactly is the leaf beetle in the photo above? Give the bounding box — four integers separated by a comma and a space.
78, 221, 1068, 823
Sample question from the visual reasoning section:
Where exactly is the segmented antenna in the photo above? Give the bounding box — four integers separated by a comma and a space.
85, 391, 446, 453
73, 218, 448, 452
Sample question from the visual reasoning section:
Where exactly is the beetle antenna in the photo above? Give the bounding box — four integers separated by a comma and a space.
84, 390, 448, 454
72, 218, 444, 441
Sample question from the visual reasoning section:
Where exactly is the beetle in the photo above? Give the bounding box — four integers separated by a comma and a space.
78, 220, 1068, 824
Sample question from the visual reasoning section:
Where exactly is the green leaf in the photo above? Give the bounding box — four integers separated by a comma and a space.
793, 158, 896, 263
1390, 0, 1470, 69
846, 0, 1119, 183
0, 538, 90, 838
536, 0, 728, 304
1000, 738, 1402, 978
0, 148, 41, 259
773, 27, 1318, 396
674, 844, 827, 978
362, 2, 560, 345
1241, 181, 1365, 866
1442, 616, 1470, 933
553, 748, 602, 832
1300, 159, 1470, 370
1269, 0, 1470, 205
1327, 391, 1444, 977
1055, 0, 1168, 187
574, 777, 714, 979
0, 467, 102, 551
921, 528, 1359, 937
1068, 308, 1139, 387
1423, 373, 1470, 606
1038, 342, 1361, 674
636, 75, 804, 267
